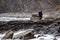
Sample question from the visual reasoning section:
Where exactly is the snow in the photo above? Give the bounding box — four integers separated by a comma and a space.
0, 17, 31, 21
29, 34, 55, 40
0, 33, 5, 40
56, 36, 60, 40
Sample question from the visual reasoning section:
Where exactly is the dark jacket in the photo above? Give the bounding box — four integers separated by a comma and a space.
38, 11, 43, 19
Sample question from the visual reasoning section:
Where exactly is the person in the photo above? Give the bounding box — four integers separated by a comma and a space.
38, 11, 43, 20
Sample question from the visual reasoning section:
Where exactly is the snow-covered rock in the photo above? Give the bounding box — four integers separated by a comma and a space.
13, 29, 34, 39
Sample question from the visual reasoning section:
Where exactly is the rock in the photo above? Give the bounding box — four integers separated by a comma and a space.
13, 29, 35, 39
2, 30, 13, 39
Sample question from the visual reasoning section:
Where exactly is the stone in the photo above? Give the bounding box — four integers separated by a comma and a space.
13, 29, 35, 39
2, 30, 13, 39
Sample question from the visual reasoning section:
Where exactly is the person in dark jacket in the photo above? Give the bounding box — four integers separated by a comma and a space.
38, 11, 43, 20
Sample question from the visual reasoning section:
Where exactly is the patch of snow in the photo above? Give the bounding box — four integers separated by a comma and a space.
0, 17, 31, 21
0, 33, 6, 39
56, 36, 60, 40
